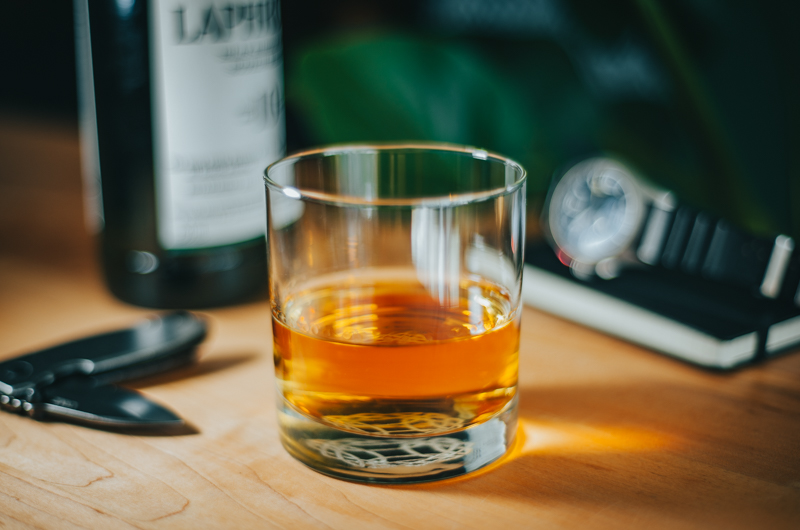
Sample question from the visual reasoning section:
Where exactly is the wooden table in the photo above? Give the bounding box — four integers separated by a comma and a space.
1, 115, 799, 529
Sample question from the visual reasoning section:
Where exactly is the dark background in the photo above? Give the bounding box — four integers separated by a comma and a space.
2, 0, 799, 239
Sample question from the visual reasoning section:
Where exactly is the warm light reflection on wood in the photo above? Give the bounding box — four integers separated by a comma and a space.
518, 418, 669, 454
398, 417, 669, 488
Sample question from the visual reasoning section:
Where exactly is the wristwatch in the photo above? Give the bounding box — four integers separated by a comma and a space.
542, 157, 800, 305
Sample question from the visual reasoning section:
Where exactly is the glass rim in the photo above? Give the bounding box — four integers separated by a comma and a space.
264, 142, 527, 207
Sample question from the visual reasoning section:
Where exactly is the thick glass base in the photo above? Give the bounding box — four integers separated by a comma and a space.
277, 395, 518, 484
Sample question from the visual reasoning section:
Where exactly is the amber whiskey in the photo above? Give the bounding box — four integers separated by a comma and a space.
272, 274, 519, 437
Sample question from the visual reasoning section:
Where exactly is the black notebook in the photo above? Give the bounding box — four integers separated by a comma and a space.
522, 244, 800, 369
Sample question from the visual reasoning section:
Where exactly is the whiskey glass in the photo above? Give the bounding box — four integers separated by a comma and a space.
265, 143, 526, 483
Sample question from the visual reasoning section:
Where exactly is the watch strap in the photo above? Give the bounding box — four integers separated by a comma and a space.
637, 205, 799, 304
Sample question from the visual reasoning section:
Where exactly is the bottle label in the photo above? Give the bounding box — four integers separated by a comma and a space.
150, 0, 285, 249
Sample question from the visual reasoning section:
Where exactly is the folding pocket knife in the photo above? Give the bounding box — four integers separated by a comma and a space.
0, 312, 206, 429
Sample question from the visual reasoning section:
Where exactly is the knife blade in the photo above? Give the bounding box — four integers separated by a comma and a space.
39, 375, 185, 428
0, 311, 206, 428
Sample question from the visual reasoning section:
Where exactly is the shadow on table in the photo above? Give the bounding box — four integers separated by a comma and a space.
126, 350, 262, 390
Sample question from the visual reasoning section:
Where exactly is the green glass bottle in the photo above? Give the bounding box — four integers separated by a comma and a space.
74, 0, 285, 308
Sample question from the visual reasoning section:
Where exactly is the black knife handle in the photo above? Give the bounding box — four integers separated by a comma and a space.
0, 312, 207, 398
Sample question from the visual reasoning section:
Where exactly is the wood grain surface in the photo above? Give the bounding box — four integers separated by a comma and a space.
1, 116, 799, 529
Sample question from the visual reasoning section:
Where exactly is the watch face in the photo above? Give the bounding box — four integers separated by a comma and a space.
547, 158, 645, 265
